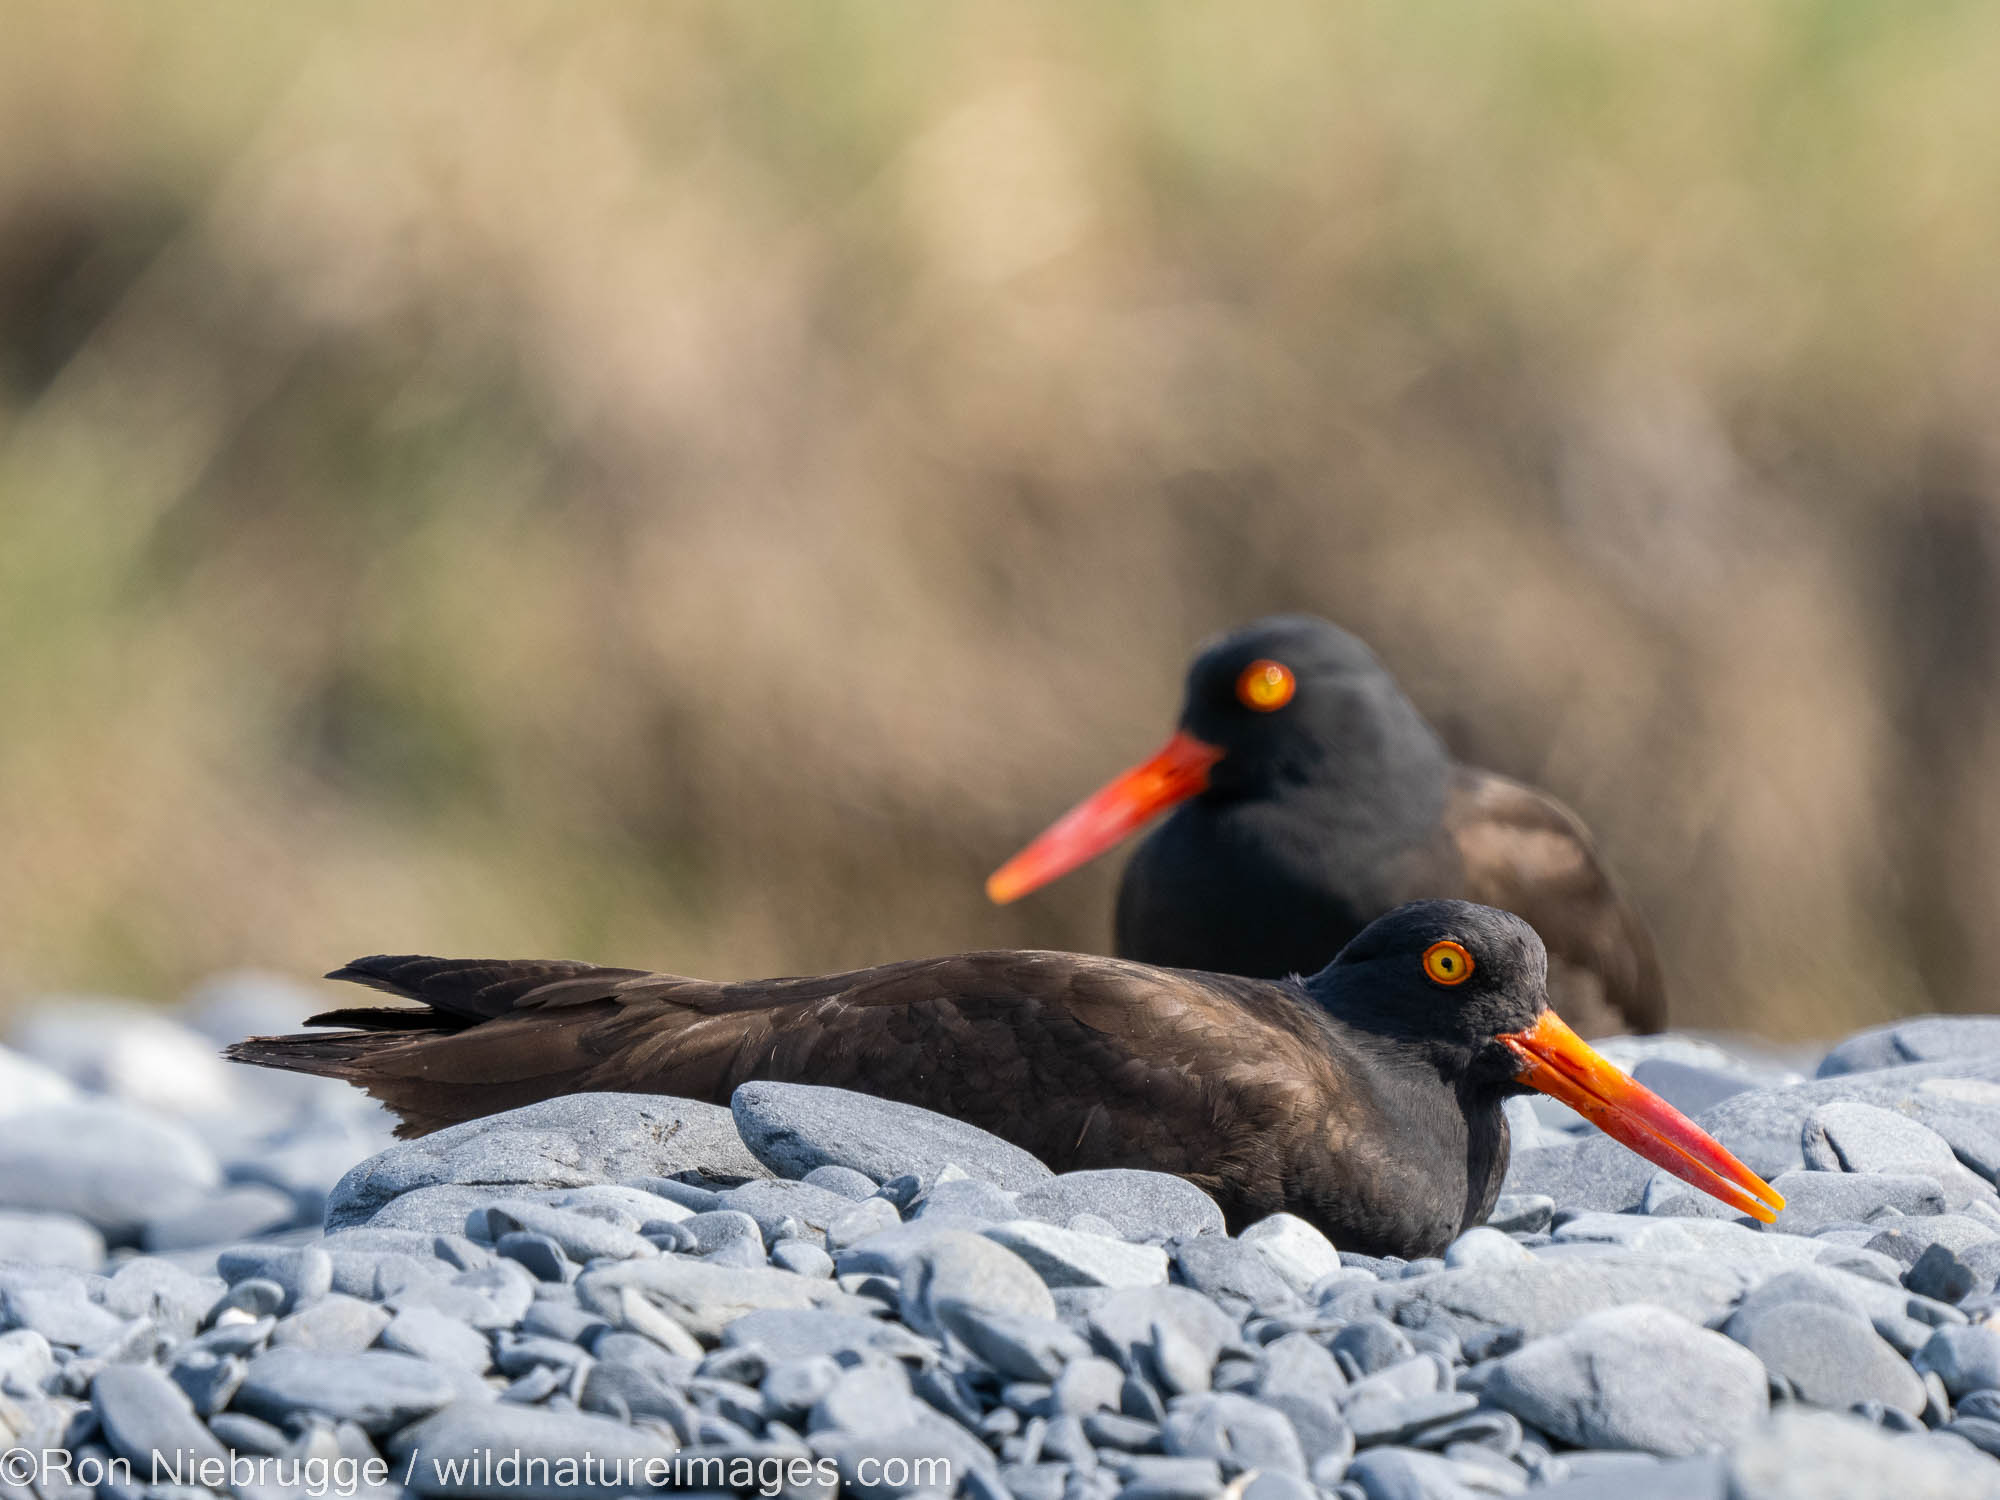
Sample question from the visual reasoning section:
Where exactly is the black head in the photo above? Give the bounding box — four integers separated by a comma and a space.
986, 614, 1451, 906
1176, 615, 1446, 799
1306, 899, 1550, 1085
1302, 898, 1789, 1224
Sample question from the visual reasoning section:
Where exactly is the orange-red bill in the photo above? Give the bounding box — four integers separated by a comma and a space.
1499, 1010, 1786, 1223
986, 729, 1226, 904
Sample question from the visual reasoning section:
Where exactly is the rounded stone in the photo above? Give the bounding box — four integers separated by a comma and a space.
1014, 1170, 1225, 1241
234, 1346, 461, 1436
1915, 1323, 2000, 1399
900, 1230, 1055, 1343
1482, 1305, 1768, 1456
1444, 1226, 1532, 1269
92, 1363, 227, 1470
325, 1093, 767, 1229
0, 1102, 220, 1237
0, 1212, 106, 1271
1239, 1214, 1344, 1292
1727, 1301, 1925, 1415
731, 1081, 1051, 1191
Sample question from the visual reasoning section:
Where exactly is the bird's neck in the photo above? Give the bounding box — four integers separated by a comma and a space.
1310, 999, 1516, 1234
1305, 1019, 1504, 1255
1456, 1079, 1512, 1232
1210, 701, 1451, 843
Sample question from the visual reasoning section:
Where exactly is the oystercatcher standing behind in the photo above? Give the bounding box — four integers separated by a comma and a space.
988, 615, 1664, 1037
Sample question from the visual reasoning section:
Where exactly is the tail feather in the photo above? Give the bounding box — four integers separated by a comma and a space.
320, 955, 639, 1025
223, 954, 655, 1136
223, 1031, 393, 1078
297, 1006, 446, 1032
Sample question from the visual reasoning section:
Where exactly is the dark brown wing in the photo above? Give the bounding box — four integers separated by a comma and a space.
1435, 768, 1665, 1035
227, 951, 1353, 1223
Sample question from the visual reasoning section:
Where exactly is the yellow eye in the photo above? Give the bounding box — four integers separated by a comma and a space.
1422, 939, 1474, 987
1236, 659, 1296, 712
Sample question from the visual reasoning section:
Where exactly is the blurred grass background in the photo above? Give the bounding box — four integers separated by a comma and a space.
3, 1, 1998, 1038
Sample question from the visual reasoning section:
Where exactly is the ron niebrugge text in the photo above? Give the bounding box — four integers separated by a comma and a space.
1, 1446, 956, 1496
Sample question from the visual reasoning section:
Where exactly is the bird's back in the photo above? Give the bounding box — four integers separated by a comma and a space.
230, 949, 1401, 1233
1430, 767, 1665, 1036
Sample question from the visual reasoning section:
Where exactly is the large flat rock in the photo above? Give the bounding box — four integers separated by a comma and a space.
1507, 1054, 2000, 1207
1694, 1056, 2000, 1181
1321, 1253, 1760, 1343
1816, 1017, 2000, 1077
0, 1103, 220, 1238
1484, 1305, 1767, 1456
731, 1081, 1053, 1191
324, 1093, 766, 1229
1726, 1408, 2000, 1500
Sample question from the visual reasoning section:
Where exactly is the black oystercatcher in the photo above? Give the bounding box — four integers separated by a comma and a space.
987, 615, 1664, 1037
226, 902, 1773, 1258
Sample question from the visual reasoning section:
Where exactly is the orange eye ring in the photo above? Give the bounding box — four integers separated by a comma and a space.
1236, 659, 1296, 712
1422, 939, 1474, 987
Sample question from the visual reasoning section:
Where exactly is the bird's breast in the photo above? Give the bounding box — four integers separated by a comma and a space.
1284, 1072, 1501, 1259
1116, 800, 1421, 977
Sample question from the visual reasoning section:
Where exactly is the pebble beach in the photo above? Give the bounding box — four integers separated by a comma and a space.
4, 977, 2000, 1500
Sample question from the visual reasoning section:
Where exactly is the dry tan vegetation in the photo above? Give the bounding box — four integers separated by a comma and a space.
4, 4, 2000, 1037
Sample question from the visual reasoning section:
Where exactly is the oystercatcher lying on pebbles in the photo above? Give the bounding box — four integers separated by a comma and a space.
228, 901, 1773, 1258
